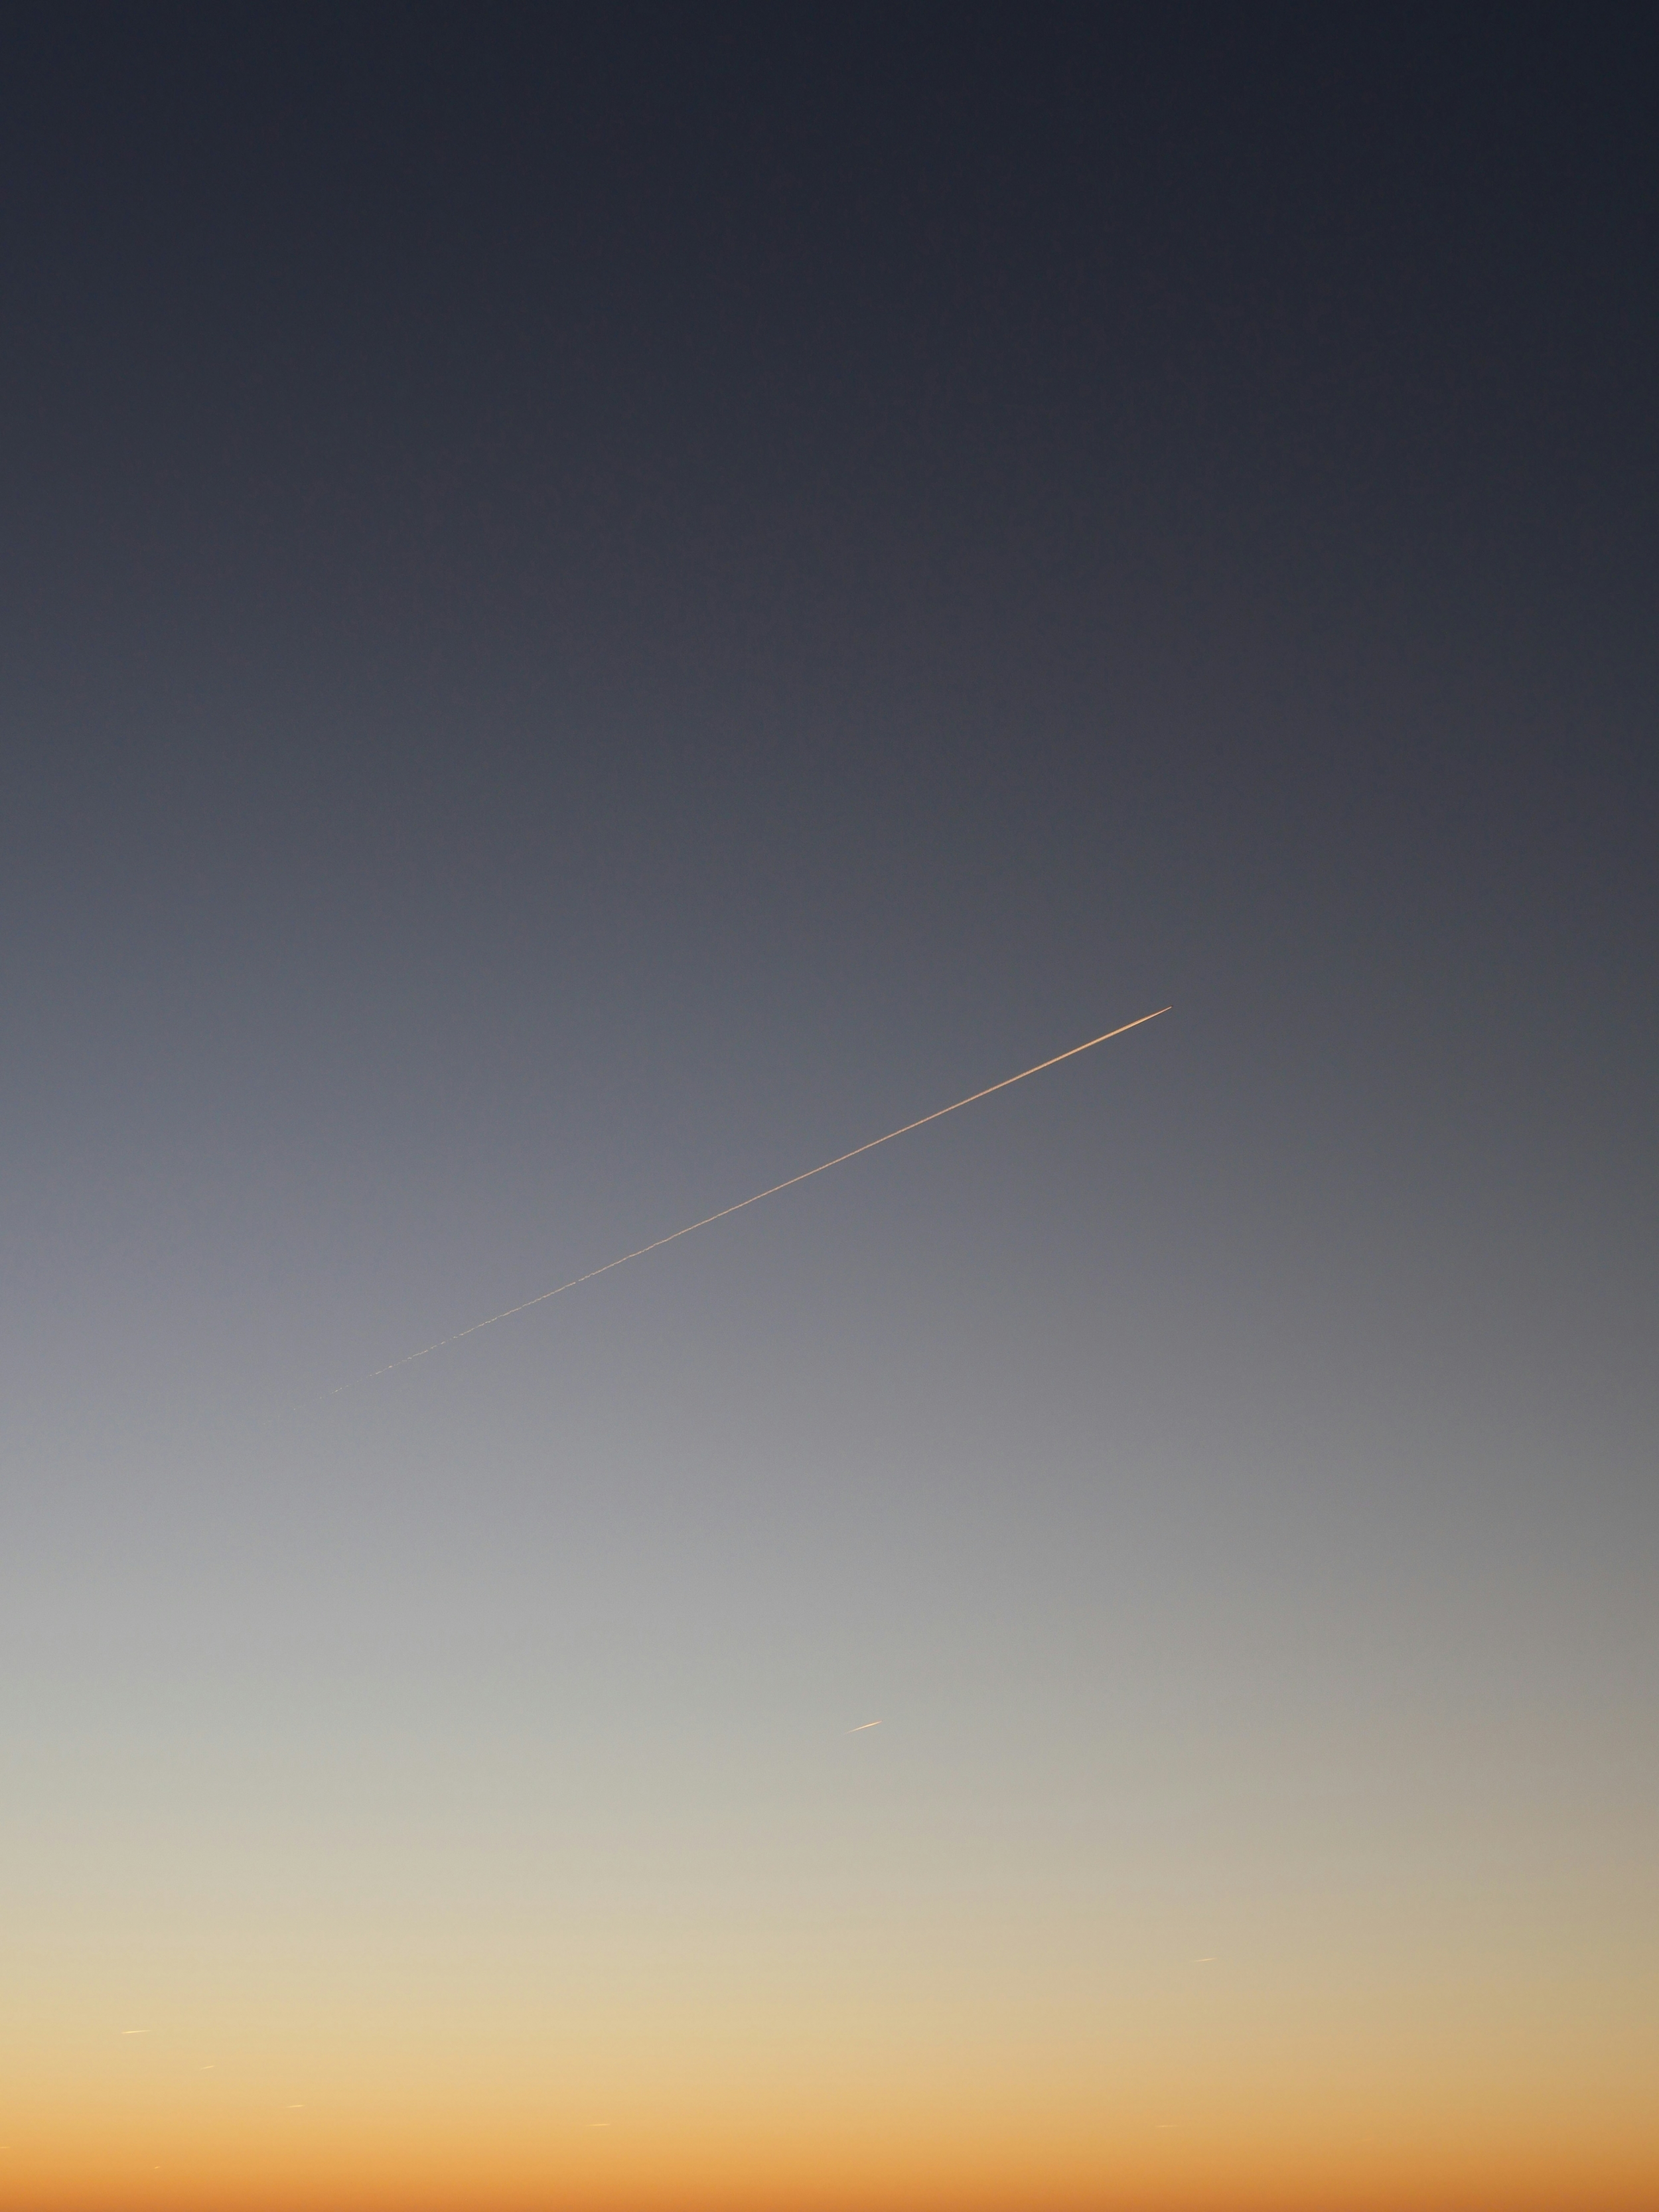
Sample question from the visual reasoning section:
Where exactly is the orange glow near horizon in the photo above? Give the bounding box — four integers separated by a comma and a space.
7, 1954, 1656, 2212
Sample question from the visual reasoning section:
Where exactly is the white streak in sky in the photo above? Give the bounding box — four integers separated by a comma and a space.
337, 1009, 1170, 1389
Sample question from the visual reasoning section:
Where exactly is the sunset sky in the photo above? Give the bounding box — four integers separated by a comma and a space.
2, 9, 1655, 2209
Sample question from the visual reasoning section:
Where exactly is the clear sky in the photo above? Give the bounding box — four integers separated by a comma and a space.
2, 9, 1655, 2209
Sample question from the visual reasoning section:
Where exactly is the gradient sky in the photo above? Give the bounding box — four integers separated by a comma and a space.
2, 9, 1655, 2209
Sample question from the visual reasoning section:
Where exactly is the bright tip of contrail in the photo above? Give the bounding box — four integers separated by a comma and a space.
847, 1720, 883, 1732
336, 1007, 1169, 1390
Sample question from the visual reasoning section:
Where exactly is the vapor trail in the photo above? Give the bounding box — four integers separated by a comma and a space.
337, 1007, 1169, 1389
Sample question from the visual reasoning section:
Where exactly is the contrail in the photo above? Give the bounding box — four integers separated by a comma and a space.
337, 1007, 1169, 1389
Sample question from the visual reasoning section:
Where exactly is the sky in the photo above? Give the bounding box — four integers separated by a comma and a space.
1, 8, 1655, 2209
